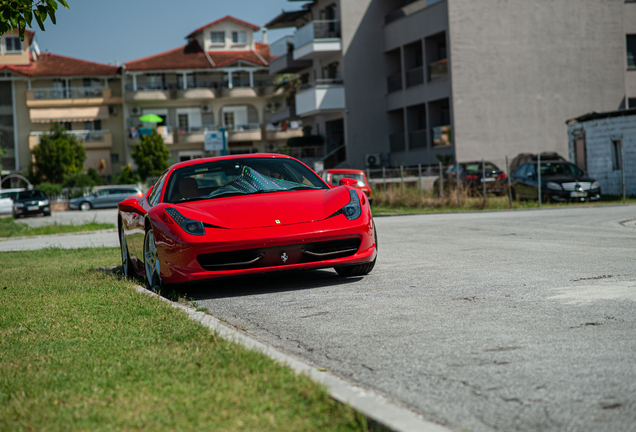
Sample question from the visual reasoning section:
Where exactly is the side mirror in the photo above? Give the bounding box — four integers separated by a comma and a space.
118, 197, 145, 214
339, 178, 358, 187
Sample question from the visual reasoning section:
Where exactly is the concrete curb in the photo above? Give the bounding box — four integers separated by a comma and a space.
116, 277, 450, 432
0, 228, 117, 242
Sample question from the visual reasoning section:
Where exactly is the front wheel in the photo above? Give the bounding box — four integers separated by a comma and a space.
144, 227, 163, 292
79, 201, 91, 212
335, 226, 377, 277
119, 223, 132, 277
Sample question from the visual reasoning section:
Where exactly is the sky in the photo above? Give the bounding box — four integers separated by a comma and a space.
34, 0, 299, 65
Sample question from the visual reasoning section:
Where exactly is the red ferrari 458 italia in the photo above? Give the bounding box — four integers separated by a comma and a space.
118, 154, 377, 290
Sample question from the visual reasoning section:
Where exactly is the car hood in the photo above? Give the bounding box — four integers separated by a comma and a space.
541, 175, 596, 183
173, 187, 351, 229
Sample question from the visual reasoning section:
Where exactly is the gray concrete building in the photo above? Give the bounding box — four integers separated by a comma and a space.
268, 0, 636, 171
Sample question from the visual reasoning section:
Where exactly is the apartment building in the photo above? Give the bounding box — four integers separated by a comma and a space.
268, 0, 635, 171
266, 0, 361, 168
0, 29, 123, 183
122, 16, 301, 164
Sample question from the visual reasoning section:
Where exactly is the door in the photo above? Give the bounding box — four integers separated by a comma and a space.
222, 106, 248, 131
574, 136, 586, 173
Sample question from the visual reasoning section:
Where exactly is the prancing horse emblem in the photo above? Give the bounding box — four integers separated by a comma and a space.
281, 252, 288, 263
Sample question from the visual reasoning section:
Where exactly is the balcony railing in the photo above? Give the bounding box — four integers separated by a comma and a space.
294, 20, 341, 49
429, 59, 448, 81
387, 72, 402, 93
409, 129, 427, 149
30, 129, 109, 142
125, 83, 170, 91
390, 132, 406, 152
176, 124, 216, 134
406, 66, 424, 87
226, 123, 260, 131
270, 35, 294, 57
301, 78, 344, 90
33, 87, 105, 99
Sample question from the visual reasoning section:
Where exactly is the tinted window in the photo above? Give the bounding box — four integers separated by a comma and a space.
164, 158, 327, 204
540, 162, 584, 177
330, 173, 366, 186
148, 172, 168, 206
17, 190, 45, 200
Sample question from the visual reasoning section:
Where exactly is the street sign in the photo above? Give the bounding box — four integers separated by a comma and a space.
204, 131, 224, 151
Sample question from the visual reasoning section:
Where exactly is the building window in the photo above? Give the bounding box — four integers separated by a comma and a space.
210, 31, 225, 45
178, 113, 189, 132
111, 154, 119, 163
232, 31, 247, 44
628, 35, 636, 68
611, 140, 622, 171
145, 74, 163, 90
62, 122, 72, 131
4, 36, 21, 53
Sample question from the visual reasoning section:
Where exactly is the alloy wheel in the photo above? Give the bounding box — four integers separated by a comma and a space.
144, 228, 162, 291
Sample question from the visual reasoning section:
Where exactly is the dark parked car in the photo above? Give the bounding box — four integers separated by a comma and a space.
13, 189, 50, 218
69, 186, 143, 211
434, 161, 507, 195
510, 161, 601, 202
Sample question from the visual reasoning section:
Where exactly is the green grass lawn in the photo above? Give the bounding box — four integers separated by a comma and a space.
0, 248, 367, 431
0, 217, 115, 238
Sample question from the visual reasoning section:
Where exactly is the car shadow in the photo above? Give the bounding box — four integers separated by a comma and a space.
179, 269, 364, 301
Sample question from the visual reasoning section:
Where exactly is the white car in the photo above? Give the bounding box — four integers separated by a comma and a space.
0, 188, 24, 215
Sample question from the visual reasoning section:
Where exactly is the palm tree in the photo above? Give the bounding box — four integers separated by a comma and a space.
274, 73, 300, 108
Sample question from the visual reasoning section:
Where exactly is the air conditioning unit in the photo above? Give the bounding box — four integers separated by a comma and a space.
365, 153, 381, 168
201, 104, 212, 113
130, 107, 141, 116
108, 106, 118, 116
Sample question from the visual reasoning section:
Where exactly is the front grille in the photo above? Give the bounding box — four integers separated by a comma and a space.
197, 238, 361, 271
562, 182, 592, 191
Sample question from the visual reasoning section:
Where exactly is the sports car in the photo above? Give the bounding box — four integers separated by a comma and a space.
117, 154, 377, 290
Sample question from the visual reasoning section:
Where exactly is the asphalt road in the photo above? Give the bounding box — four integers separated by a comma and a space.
185, 205, 636, 432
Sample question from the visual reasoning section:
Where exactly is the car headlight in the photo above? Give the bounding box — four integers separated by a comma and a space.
165, 207, 205, 236
547, 182, 562, 190
342, 190, 362, 220
591, 181, 600, 190
39, 200, 49, 206
15, 203, 24, 208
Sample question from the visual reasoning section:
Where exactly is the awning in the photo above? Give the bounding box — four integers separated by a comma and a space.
30, 106, 109, 123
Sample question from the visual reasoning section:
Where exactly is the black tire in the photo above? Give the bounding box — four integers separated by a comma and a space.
79, 201, 91, 212
143, 227, 163, 292
44, 211, 51, 217
335, 226, 377, 277
119, 222, 132, 277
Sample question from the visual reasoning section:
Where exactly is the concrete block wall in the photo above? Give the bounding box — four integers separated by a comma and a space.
569, 114, 636, 196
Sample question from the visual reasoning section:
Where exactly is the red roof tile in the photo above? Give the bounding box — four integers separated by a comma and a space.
0, 53, 118, 77
124, 40, 271, 71
186, 15, 260, 38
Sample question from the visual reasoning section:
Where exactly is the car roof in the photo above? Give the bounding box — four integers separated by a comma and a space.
0, 188, 25, 192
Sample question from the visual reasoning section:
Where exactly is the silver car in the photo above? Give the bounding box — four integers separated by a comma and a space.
69, 186, 143, 211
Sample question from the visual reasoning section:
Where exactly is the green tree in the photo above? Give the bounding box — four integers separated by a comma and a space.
0, 0, 70, 41
275, 73, 300, 108
131, 130, 170, 181
114, 164, 141, 185
31, 122, 86, 184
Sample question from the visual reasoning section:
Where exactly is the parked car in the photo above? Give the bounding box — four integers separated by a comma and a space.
434, 161, 507, 195
69, 186, 143, 211
13, 189, 50, 218
118, 154, 377, 290
510, 161, 601, 202
319, 169, 373, 204
0, 188, 24, 215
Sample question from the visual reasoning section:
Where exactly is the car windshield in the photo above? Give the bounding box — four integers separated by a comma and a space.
540, 162, 583, 176
330, 173, 367, 186
164, 157, 328, 204
17, 190, 45, 200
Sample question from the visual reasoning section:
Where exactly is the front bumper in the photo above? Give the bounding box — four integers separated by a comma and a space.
546, 189, 601, 202
13, 205, 50, 216
152, 213, 376, 284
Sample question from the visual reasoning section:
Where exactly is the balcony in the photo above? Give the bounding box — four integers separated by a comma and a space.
385, 0, 444, 25
176, 82, 219, 99
29, 130, 112, 150
128, 126, 174, 145
26, 87, 121, 108
264, 126, 303, 141
409, 129, 427, 149
174, 125, 216, 144
387, 72, 402, 93
429, 59, 448, 81
271, 106, 298, 123
406, 66, 424, 87
390, 132, 406, 152
295, 80, 345, 117
226, 123, 262, 142
432, 125, 451, 146
125, 83, 171, 101
293, 20, 342, 60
